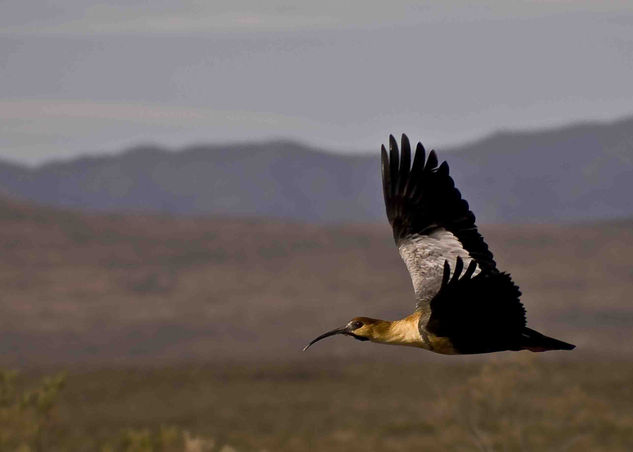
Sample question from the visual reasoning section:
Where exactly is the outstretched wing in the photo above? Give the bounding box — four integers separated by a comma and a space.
426, 257, 526, 354
381, 134, 497, 306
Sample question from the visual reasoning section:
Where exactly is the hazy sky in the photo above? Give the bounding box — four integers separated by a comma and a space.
2, 1, 633, 164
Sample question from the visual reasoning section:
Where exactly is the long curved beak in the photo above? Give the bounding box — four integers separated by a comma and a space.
303, 327, 347, 351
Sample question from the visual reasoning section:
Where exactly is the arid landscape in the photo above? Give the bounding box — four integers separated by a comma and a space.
1, 196, 632, 450
6, 358, 633, 451
1, 197, 632, 366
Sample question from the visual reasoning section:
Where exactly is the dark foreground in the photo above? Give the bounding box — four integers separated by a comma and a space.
4, 357, 633, 451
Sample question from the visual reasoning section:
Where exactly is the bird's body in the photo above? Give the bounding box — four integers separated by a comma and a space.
304, 134, 575, 355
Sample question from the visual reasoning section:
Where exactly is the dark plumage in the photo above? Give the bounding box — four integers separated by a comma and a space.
381, 134, 496, 271
427, 257, 526, 353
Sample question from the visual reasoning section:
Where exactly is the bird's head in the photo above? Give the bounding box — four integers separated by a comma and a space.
303, 317, 381, 351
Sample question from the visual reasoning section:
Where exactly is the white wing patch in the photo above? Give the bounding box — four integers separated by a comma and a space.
398, 228, 480, 305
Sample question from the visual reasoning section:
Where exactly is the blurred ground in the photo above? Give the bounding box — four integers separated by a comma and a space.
5, 357, 633, 451
1, 198, 633, 450
0, 197, 631, 366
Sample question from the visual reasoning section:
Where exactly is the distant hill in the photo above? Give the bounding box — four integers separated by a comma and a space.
1, 116, 632, 223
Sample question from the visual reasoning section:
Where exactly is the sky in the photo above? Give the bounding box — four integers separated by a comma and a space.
1, 1, 633, 165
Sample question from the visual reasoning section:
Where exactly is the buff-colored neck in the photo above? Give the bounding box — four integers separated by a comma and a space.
368, 312, 426, 348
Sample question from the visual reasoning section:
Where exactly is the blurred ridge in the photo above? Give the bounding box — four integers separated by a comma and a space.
1, 116, 633, 223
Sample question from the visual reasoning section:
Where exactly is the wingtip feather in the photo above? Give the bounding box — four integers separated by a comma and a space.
426, 150, 438, 170
451, 257, 464, 283
442, 260, 451, 286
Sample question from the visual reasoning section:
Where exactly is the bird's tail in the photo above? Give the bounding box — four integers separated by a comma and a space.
521, 327, 575, 352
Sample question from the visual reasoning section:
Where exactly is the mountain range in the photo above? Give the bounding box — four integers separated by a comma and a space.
1, 116, 632, 223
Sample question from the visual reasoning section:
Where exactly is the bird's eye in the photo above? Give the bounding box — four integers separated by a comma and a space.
349, 321, 363, 330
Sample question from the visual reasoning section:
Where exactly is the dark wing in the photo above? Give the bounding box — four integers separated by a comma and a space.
381, 134, 496, 306
426, 257, 526, 354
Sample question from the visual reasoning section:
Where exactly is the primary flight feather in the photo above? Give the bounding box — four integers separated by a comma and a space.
304, 134, 575, 354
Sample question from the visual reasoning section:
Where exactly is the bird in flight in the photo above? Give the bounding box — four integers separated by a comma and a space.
304, 134, 575, 354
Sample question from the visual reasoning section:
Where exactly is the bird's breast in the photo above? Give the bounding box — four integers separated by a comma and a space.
424, 333, 460, 354
387, 312, 460, 354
